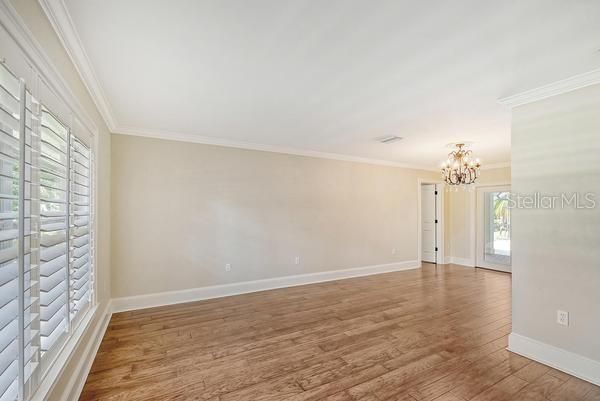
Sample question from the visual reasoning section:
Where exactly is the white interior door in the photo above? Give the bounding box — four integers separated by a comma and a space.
476, 185, 511, 272
421, 184, 437, 263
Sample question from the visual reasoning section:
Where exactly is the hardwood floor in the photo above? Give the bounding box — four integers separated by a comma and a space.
79, 264, 599, 401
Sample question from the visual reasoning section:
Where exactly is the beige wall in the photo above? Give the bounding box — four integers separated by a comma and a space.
8, 1, 112, 400
111, 134, 438, 298
444, 167, 511, 262
511, 84, 600, 361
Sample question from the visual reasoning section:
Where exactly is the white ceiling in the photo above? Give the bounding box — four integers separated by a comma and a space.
58, 0, 600, 169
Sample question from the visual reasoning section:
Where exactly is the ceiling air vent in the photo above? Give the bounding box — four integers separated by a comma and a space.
379, 136, 403, 144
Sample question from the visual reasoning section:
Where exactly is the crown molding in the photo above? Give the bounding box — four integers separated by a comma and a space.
113, 126, 441, 171
498, 68, 600, 108
481, 161, 511, 170
0, 0, 97, 136
38, 0, 117, 131
33, 0, 511, 172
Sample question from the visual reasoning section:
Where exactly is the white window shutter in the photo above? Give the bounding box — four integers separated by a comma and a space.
22, 86, 41, 396
38, 108, 68, 357
1, 44, 95, 401
69, 136, 92, 324
0, 61, 23, 401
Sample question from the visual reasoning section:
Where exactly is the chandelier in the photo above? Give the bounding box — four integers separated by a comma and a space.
441, 143, 481, 186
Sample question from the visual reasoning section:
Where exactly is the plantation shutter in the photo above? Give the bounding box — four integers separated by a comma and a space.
0, 60, 42, 401
1, 33, 95, 400
69, 135, 92, 324
22, 90, 41, 399
0, 58, 21, 401
38, 107, 68, 356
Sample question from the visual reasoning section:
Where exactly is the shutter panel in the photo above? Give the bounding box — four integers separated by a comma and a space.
69, 137, 92, 324
0, 61, 21, 401
38, 108, 68, 356
0, 65, 42, 400
22, 88, 41, 395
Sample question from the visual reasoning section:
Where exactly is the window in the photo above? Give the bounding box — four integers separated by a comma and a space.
0, 59, 94, 401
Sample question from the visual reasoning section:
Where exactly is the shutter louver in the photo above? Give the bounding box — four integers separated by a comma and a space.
38, 108, 67, 356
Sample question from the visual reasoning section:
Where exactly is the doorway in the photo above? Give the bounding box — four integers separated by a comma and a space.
420, 183, 440, 264
476, 185, 511, 272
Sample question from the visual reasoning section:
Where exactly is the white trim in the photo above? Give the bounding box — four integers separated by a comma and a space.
474, 181, 512, 188
0, 0, 98, 136
498, 68, 600, 108
112, 261, 421, 313
446, 256, 475, 267
38, 0, 117, 131
29, 301, 112, 401
481, 162, 511, 170
113, 127, 441, 171
508, 333, 600, 386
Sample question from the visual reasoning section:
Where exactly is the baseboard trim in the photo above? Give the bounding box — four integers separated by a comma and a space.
508, 332, 600, 386
112, 260, 421, 313
446, 257, 475, 267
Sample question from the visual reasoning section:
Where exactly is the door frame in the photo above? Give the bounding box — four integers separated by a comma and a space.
417, 179, 445, 265
475, 184, 512, 272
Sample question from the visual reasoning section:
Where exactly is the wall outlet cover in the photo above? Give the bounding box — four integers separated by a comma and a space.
557, 310, 569, 327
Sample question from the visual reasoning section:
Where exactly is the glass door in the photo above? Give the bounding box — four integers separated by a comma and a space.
476, 185, 511, 272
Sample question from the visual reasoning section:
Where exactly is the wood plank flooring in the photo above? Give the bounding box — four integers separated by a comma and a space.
79, 264, 599, 401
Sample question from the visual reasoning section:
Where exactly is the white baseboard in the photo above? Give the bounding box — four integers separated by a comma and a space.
112, 260, 421, 313
445, 256, 475, 267
508, 332, 600, 386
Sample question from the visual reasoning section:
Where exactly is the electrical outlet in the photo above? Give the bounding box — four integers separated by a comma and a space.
225, 263, 231, 272
557, 310, 569, 327
294, 256, 300, 265
392, 248, 397, 255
